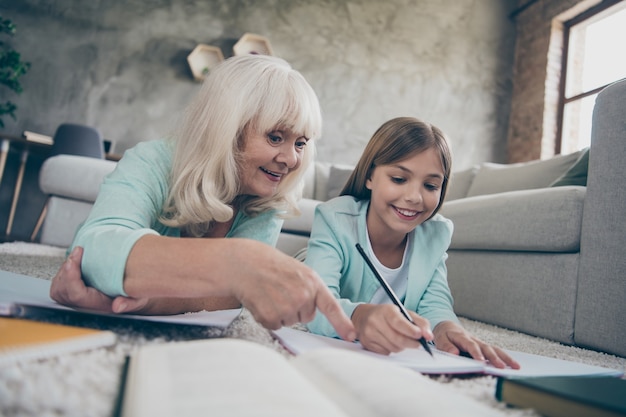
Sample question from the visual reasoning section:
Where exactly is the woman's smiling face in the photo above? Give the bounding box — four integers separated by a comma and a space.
238, 127, 309, 198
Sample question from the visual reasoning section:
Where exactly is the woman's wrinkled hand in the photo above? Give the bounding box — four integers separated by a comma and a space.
50, 246, 149, 313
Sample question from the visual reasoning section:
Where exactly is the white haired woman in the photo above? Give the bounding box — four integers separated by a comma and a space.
50, 55, 356, 341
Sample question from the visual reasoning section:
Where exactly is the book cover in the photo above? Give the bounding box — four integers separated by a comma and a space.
495, 375, 626, 417
0, 317, 117, 366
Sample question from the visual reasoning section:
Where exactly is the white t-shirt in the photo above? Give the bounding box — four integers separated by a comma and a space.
368, 232, 412, 304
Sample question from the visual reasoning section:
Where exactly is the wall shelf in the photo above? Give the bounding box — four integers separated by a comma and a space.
187, 44, 224, 82
233, 33, 274, 56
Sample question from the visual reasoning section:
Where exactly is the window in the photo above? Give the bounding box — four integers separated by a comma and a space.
558, 0, 626, 154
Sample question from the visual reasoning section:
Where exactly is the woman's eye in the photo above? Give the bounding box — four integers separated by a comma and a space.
268, 134, 283, 144
295, 140, 307, 150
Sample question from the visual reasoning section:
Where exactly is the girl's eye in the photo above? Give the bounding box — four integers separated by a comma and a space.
425, 183, 441, 191
391, 176, 406, 184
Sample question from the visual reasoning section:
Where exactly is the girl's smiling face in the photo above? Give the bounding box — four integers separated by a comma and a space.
365, 147, 444, 242
238, 127, 309, 198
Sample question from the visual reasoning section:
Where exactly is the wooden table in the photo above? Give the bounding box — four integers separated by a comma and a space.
0, 134, 53, 236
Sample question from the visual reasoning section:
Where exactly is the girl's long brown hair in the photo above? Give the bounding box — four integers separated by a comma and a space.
341, 116, 452, 218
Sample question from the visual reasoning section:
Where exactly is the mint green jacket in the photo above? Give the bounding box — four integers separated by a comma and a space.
71, 139, 282, 296
305, 196, 459, 338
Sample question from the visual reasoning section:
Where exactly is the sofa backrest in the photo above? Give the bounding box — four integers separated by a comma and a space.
446, 148, 589, 201
302, 161, 354, 202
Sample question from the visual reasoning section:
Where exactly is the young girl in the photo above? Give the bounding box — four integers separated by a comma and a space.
305, 117, 519, 368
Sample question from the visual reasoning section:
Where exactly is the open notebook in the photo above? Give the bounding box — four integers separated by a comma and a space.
0, 269, 241, 328
273, 327, 623, 377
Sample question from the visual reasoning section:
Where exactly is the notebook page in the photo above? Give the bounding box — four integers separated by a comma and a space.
274, 327, 484, 374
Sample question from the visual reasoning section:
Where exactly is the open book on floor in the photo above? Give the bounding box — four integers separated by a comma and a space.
118, 338, 504, 417
273, 327, 624, 377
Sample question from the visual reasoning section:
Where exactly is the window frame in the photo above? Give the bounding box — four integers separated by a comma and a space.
556, 0, 625, 154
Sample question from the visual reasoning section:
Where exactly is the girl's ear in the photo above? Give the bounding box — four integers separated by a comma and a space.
365, 177, 373, 190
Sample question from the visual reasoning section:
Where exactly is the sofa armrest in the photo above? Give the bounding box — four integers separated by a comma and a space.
39, 155, 117, 203
575, 78, 626, 356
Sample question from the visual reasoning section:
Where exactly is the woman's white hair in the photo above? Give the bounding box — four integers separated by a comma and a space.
161, 55, 321, 236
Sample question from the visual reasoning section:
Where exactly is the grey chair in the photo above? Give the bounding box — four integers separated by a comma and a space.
30, 123, 104, 242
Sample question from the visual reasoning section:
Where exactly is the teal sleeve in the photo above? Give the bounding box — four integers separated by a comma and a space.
405, 216, 459, 329
304, 204, 362, 338
416, 253, 460, 329
71, 141, 172, 297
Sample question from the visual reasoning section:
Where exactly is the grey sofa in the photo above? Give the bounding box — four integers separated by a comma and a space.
440, 79, 625, 358
37, 79, 625, 357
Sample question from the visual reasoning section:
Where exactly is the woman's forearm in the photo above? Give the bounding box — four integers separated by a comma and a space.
123, 234, 252, 299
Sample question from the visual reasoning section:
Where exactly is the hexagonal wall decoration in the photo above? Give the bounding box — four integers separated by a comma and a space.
187, 44, 225, 82
233, 33, 274, 56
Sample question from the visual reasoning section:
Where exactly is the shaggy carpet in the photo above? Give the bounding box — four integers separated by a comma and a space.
1, 242, 624, 417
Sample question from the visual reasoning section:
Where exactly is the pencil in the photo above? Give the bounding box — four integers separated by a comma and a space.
355, 243, 434, 357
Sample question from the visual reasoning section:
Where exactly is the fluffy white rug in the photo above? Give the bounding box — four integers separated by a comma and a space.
0, 242, 66, 257
1, 242, 624, 417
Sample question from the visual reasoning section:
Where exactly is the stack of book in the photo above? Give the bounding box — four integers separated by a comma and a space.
496, 375, 626, 417
0, 317, 116, 366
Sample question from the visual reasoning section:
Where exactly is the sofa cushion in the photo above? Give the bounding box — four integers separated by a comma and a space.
312, 161, 332, 201
549, 147, 589, 187
301, 161, 317, 200
446, 165, 479, 201
466, 150, 583, 197
440, 186, 585, 252
326, 164, 354, 200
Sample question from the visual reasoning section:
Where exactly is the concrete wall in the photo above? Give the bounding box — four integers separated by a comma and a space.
0, 0, 517, 241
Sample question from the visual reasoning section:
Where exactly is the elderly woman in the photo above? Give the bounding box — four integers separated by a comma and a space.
50, 55, 355, 341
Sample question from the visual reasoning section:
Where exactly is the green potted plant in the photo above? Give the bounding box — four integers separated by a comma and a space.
0, 16, 30, 128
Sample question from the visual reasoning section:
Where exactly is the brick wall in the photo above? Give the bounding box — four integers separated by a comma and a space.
507, 0, 601, 162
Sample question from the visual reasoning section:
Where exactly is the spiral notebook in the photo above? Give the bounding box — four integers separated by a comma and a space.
0, 317, 117, 366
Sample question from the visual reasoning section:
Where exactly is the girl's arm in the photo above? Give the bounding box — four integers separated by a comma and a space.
433, 320, 521, 370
